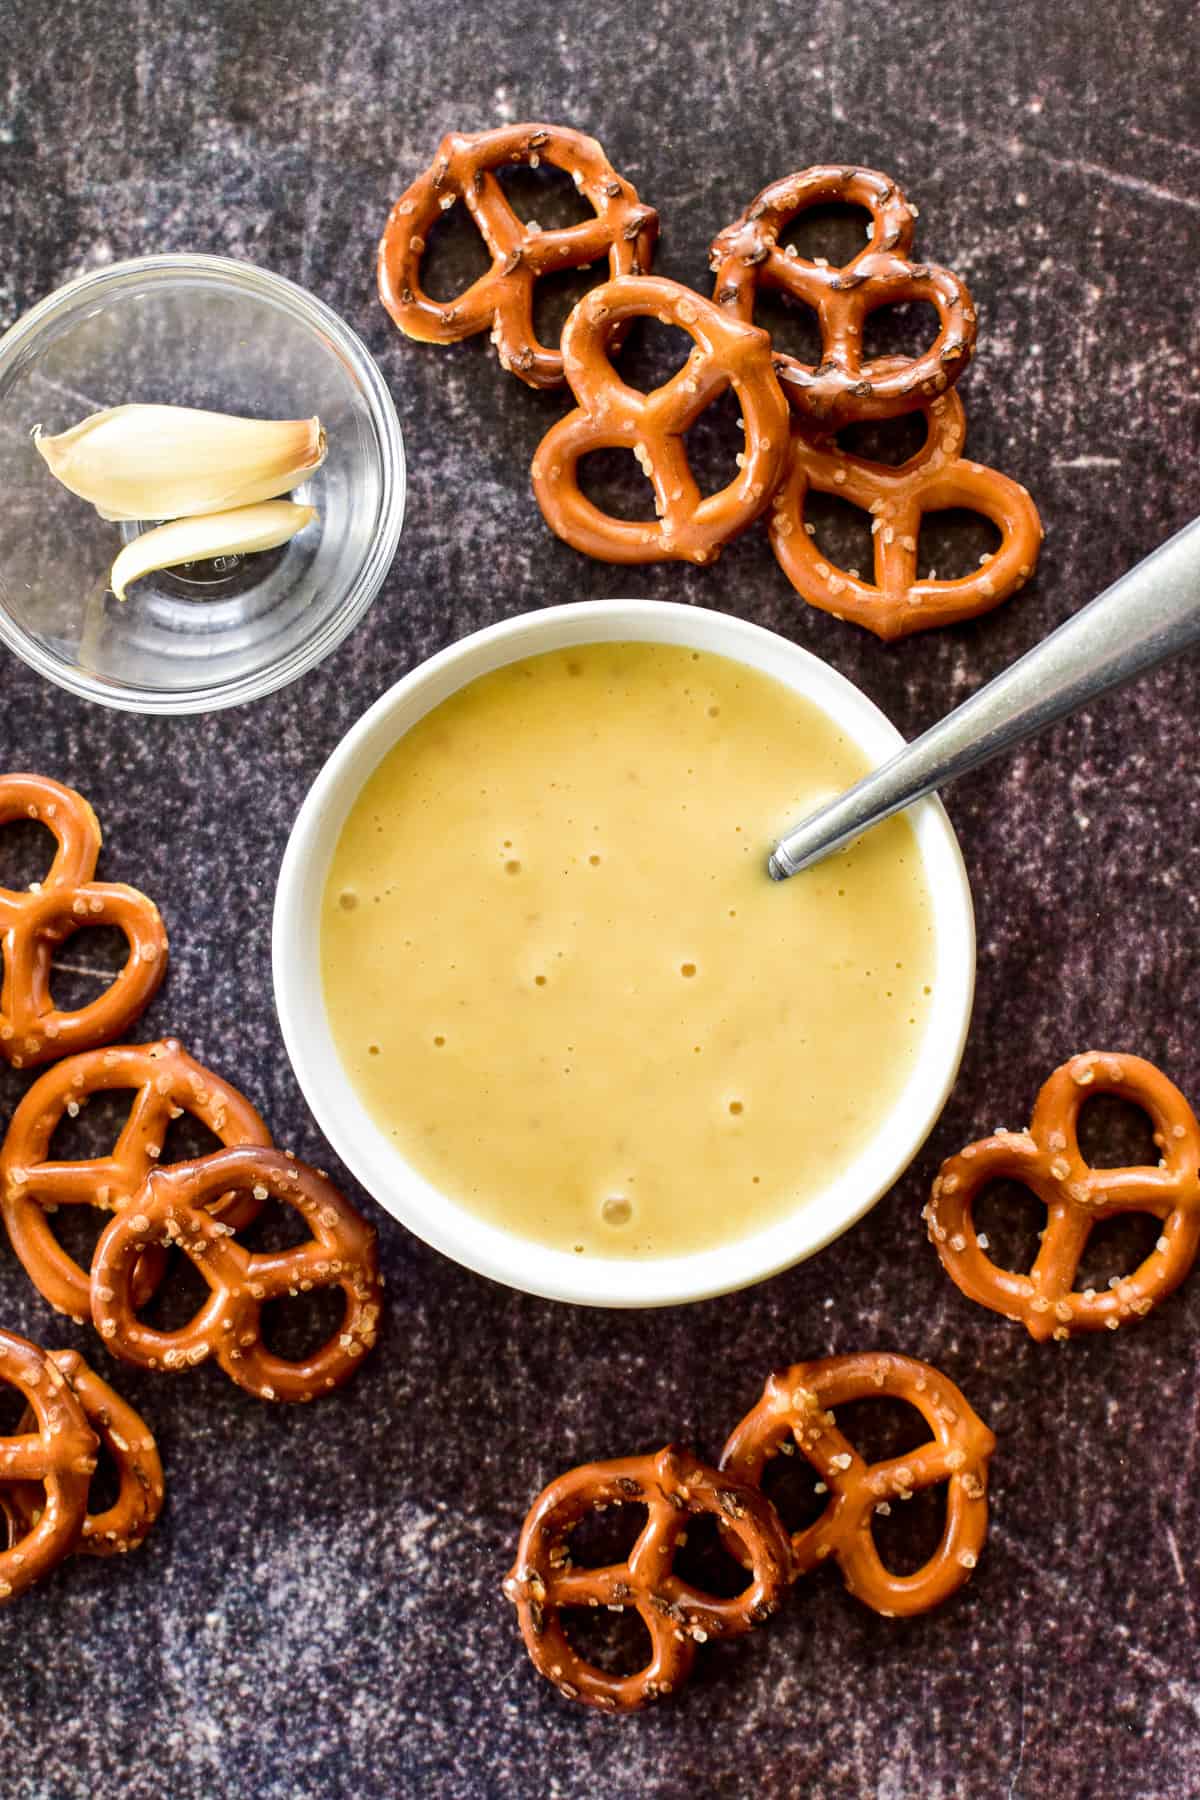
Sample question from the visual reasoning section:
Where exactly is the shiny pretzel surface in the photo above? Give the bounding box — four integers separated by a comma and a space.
0, 774, 167, 1069
710, 165, 976, 425
0, 1329, 96, 1603
378, 122, 658, 388
927, 1052, 1200, 1340
0, 1039, 272, 1321
3, 1350, 164, 1557
92, 1147, 383, 1402
721, 1352, 994, 1617
768, 368, 1043, 638
504, 1444, 791, 1710
532, 274, 789, 564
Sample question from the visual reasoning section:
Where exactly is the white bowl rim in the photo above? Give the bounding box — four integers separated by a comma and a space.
273, 599, 976, 1308
0, 251, 406, 716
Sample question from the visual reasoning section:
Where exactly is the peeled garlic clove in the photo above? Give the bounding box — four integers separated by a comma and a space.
33, 406, 325, 520
110, 501, 317, 601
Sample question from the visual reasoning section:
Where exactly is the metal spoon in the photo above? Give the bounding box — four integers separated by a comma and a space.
768, 514, 1200, 880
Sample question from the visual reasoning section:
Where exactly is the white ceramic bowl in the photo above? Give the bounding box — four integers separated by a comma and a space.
273, 600, 975, 1307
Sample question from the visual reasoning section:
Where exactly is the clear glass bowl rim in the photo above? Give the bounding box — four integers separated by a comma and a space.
0, 251, 406, 715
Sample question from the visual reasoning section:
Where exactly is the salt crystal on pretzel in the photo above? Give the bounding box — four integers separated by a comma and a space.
378, 123, 658, 389
928, 1052, 1200, 1340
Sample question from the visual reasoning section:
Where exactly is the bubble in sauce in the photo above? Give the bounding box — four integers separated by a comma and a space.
602, 1195, 633, 1226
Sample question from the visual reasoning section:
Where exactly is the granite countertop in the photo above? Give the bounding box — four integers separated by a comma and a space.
1, 1, 1198, 1795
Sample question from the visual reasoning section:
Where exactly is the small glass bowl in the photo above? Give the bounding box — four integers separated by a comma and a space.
0, 254, 405, 713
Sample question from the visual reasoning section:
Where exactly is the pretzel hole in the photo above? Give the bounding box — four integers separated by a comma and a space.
0, 1488, 28, 1551
576, 450, 659, 522
1075, 1213, 1165, 1293
778, 202, 874, 268
48, 1087, 136, 1163
0, 1382, 30, 1435
804, 491, 875, 577
48, 926, 133, 1015
158, 1111, 225, 1167
259, 1287, 347, 1361
532, 257, 610, 350
972, 1179, 1045, 1274
0, 818, 59, 891
496, 162, 595, 231
758, 1449, 829, 1536
236, 1194, 320, 1253
617, 317, 695, 392
1076, 1095, 1159, 1169
135, 1252, 211, 1332
747, 287, 822, 366
418, 200, 493, 301
684, 387, 751, 497
671, 1511, 754, 1599
916, 509, 1002, 582
84, 1434, 122, 1516
870, 1483, 949, 1577
832, 1398, 934, 1468
42, 1194, 118, 1275
836, 412, 928, 467
861, 299, 943, 365
560, 1604, 653, 1677
567, 1500, 648, 1568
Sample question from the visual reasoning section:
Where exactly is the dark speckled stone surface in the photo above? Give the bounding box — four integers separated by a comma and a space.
1, 1, 1199, 1795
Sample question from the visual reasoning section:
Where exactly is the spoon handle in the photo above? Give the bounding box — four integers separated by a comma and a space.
769, 514, 1200, 881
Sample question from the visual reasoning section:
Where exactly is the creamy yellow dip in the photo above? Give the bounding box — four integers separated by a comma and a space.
322, 643, 935, 1258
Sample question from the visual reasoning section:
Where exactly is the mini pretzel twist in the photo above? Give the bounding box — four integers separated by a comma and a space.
0, 1039, 272, 1322
91, 1147, 383, 1402
504, 1444, 791, 1710
710, 165, 977, 425
721, 1352, 995, 1617
532, 274, 789, 564
767, 369, 1043, 639
378, 123, 658, 388
0, 1329, 97, 1602
0, 774, 167, 1069
2, 1350, 164, 1557
927, 1051, 1200, 1341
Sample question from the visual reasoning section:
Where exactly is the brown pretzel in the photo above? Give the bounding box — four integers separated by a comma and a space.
2, 1350, 163, 1557
0, 1039, 272, 1322
504, 1444, 791, 1710
378, 123, 658, 388
0, 774, 167, 1069
927, 1052, 1200, 1341
91, 1147, 383, 1401
768, 369, 1043, 639
721, 1353, 994, 1618
532, 274, 789, 564
710, 165, 976, 426
0, 1329, 96, 1602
